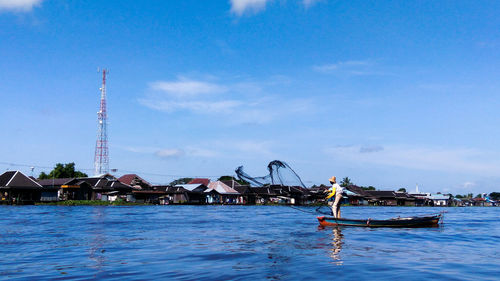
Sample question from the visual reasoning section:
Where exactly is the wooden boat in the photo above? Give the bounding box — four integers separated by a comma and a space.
317, 214, 442, 228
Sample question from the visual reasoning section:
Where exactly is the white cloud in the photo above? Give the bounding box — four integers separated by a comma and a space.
313, 60, 376, 75
462, 181, 476, 189
0, 0, 42, 11
303, 0, 323, 8
150, 77, 226, 98
139, 99, 242, 114
140, 75, 315, 125
324, 144, 500, 176
230, 0, 270, 16
230, 0, 324, 15
119, 145, 157, 154
155, 149, 185, 159
119, 140, 273, 160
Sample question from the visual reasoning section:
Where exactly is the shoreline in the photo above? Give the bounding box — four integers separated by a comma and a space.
22, 200, 497, 207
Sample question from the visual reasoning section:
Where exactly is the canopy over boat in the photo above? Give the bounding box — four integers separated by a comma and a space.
317, 214, 442, 228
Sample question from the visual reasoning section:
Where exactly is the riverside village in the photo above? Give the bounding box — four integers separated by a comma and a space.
1, 162, 498, 207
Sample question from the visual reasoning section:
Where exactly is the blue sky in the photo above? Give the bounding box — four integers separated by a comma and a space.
1, 0, 500, 194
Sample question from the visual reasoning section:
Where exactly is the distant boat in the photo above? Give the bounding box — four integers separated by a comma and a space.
317, 214, 442, 228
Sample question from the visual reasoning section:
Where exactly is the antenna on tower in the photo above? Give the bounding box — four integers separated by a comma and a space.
94, 68, 110, 176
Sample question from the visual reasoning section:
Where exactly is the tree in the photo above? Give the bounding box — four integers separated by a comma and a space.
217, 175, 249, 185
398, 188, 407, 192
361, 186, 376, 191
169, 178, 193, 186
340, 177, 353, 187
38, 163, 88, 179
489, 192, 500, 200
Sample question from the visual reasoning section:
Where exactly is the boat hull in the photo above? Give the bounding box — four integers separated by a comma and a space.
317, 214, 441, 228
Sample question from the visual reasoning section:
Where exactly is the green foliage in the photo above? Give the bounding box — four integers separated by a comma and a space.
489, 192, 500, 200
456, 193, 474, 199
340, 177, 353, 187
361, 186, 376, 191
310, 184, 328, 189
169, 178, 193, 186
398, 188, 407, 192
38, 163, 88, 179
217, 175, 249, 185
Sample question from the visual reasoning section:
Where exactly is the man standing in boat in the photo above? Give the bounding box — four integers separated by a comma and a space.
325, 176, 343, 218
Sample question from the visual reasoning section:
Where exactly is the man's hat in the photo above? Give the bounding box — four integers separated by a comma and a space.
329, 176, 336, 183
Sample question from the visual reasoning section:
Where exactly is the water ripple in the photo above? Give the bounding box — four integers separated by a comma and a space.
0, 206, 499, 280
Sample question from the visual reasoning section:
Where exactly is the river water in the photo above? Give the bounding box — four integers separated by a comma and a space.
0, 206, 499, 280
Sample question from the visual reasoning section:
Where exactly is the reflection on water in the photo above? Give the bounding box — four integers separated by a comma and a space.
0, 206, 499, 280
89, 207, 106, 276
329, 227, 343, 265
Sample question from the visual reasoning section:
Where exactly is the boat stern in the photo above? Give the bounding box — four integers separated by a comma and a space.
317, 216, 337, 227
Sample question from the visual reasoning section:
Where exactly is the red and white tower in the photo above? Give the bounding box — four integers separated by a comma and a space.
94, 69, 109, 175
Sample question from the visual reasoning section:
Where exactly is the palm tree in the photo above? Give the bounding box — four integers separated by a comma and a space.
340, 177, 352, 187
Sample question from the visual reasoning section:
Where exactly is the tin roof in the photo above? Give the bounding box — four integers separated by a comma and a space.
175, 184, 207, 192
188, 178, 211, 186
207, 181, 240, 195
37, 178, 75, 187
118, 174, 152, 187
0, 171, 42, 189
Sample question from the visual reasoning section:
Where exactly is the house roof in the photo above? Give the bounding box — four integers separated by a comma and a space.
0, 171, 42, 189
207, 181, 240, 195
174, 184, 207, 192
37, 178, 75, 187
250, 187, 276, 195
429, 194, 450, 200
365, 190, 396, 198
188, 178, 210, 186
234, 185, 252, 194
273, 185, 307, 196
118, 174, 151, 187
221, 180, 243, 188
78, 175, 133, 190
395, 192, 415, 199
345, 185, 373, 197
165, 186, 190, 194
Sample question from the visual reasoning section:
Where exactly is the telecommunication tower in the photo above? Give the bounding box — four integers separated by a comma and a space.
94, 69, 109, 175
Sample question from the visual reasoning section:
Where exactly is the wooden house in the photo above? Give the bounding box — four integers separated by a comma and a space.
365, 190, 398, 206
157, 184, 208, 204
206, 181, 241, 204
395, 192, 416, 206
429, 194, 451, 206
78, 174, 133, 201
271, 185, 309, 205
37, 178, 92, 201
0, 171, 57, 204
344, 185, 373, 205
249, 187, 277, 204
222, 180, 254, 204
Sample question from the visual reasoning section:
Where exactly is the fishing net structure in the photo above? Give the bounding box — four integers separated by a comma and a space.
235, 160, 306, 188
